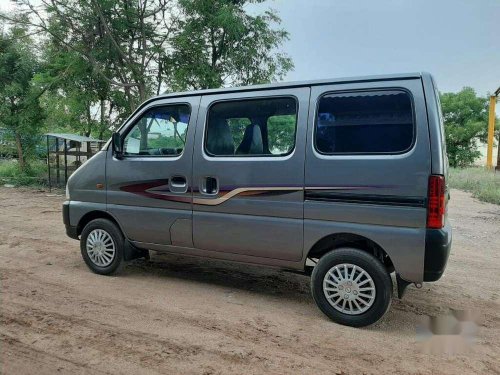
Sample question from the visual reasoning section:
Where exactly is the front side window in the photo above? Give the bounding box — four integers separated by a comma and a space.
205, 97, 297, 157
123, 104, 191, 156
315, 90, 414, 154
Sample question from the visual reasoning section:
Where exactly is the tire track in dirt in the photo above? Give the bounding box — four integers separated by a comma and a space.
1, 333, 101, 375
1, 272, 376, 374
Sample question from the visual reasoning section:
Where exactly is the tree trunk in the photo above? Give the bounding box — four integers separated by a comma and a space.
85, 104, 92, 137
139, 121, 148, 150
99, 98, 105, 140
156, 61, 162, 95
14, 130, 26, 171
138, 82, 147, 103
124, 86, 135, 113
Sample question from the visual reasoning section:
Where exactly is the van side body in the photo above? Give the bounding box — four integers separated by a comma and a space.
63, 72, 451, 324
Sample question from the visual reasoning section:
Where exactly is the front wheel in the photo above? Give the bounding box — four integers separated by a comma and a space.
311, 248, 392, 327
80, 218, 125, 275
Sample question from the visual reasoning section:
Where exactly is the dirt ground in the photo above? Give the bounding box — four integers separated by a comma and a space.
0, 187, 499, 374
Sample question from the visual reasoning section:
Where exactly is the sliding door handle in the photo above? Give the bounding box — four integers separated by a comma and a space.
200, 176, 218, 195
169, 175, 188, 193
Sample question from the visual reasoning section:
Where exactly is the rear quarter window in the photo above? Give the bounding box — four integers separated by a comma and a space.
315, 90, 415, 154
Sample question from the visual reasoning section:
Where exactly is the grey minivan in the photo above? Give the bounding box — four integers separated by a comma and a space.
63, 72, 452, 327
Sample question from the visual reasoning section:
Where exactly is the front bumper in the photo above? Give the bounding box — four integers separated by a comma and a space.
63, 201, 79, 239
423, 222, 452, 282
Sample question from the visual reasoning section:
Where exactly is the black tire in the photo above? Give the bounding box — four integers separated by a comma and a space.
311, 248, 392, 327
80, 218, 125, 275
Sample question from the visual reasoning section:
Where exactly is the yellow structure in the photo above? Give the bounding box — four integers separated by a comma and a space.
486, 87, 500, 170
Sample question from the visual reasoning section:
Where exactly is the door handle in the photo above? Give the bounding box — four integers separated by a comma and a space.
169, 175, 188, 193
200, 176, 218, 195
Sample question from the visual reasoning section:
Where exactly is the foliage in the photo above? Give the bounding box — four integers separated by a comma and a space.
267, 114, 295, 154
440, 87, 496, 168
449, 167, 500, 205
0, 25, 45, 170
0, 158, 47, 186
10, 0, 178, 108
167, 0, 293, 90
148, 134, 186, 150
35, 49, 117, 140
227, 117, 251, 149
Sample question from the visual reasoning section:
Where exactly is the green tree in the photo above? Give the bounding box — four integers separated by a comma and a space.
267, 114, 295, 154
6, 0, 180, 111
0, 26, 44, 171
1, 0, 294, 151
167, 0, 293, 90
35, 48, 121, 140
440, 87, 496, 168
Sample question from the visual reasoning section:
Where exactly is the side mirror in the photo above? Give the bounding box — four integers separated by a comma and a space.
112, 132, 123, 159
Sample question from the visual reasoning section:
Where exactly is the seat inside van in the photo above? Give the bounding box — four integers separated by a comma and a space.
236, 124, 264, 155
206, 97, 297, 157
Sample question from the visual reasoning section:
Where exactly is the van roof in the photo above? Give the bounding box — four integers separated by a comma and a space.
156, 72, 425, 100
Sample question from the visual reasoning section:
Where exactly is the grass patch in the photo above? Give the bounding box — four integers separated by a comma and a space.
0, 159, 47, 187
449, 167, 500, 205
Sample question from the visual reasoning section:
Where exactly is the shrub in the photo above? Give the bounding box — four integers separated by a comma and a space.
448, 167, 500, 205
0, 159, 47, 186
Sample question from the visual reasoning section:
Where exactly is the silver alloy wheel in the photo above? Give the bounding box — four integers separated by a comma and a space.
323, 263, 376, 315
86, 229, 116, 267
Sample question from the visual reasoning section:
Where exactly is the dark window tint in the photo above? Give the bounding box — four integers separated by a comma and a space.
315, 90, 414, 154
205, 97, 297, 157
123, 104, 190, 157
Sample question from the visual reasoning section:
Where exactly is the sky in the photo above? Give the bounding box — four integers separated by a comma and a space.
249, 0, 500, 97
1, 0, 498, 96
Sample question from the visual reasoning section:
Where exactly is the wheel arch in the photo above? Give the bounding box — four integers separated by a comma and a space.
78, 211, 148, 262
77, 210, 124, 238
306, 232, 394, 272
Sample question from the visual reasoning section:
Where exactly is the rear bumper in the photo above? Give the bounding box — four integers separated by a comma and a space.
423, 223, 452, 281
63, 201, 79, 240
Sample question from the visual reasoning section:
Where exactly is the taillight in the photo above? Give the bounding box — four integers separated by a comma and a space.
427, 175, 445, 229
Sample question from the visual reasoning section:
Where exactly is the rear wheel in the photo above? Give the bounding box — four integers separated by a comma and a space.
80, 218, 125, 275
311, 248, 392, 327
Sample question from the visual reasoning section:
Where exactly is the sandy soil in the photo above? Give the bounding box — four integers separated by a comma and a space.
0, 187, 499, 374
